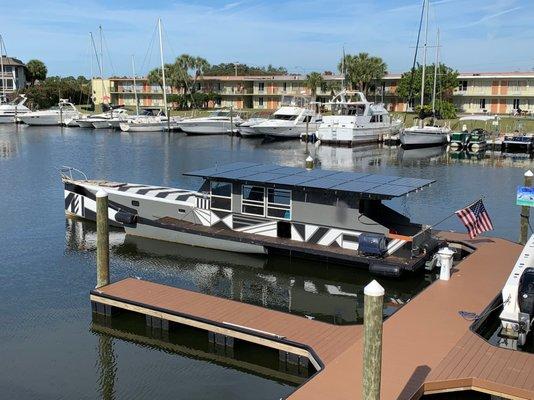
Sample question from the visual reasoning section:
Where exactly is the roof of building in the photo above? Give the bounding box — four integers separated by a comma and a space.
0, 56, 25, 67
184, 162, 434, 199
383, 71, 534, 80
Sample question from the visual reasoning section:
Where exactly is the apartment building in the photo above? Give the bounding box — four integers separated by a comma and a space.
0, 56, 27, 96
92, 71, 534, 115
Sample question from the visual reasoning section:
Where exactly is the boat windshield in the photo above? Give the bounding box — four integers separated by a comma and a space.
208, 110, 230, 117
274, 114, 298, 120
332, 103, 365, 116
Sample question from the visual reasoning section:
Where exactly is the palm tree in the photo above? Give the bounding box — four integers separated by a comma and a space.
338, 52, 387, 94
304, 72, 325, 101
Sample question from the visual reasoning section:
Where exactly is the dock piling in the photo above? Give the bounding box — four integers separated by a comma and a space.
519, 170, 533, 245
362, 280, 384, 400
96, 189, 110, 288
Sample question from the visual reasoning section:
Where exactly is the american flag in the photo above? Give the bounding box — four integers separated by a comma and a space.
455, 199, 494, 239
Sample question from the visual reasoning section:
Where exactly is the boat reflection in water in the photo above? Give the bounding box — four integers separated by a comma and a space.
66, 219, 436, 325
397, 145, 447, 162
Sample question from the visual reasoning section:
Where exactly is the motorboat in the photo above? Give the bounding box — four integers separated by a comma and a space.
250, 98, 321, 139
119, 108, 170, 132
400, 124, 451, 147
499, 234, 534, 347
176, 109, 243, 135
91, 109, 130, 129
61, 162, 441, 278
237, 117, 269, 138
316, 90, 402, 145
450, 115, 494, 151
0, 95, 31, 123
19, 99, 80, 126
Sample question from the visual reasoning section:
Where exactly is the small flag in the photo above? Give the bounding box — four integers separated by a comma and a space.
455, 199, 494, 239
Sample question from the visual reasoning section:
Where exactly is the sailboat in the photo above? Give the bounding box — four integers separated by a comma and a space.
400, 0, 450, 148
120, 19, 170, 133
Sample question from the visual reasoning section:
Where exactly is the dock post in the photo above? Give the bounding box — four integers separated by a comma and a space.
362, 280, 384, 400
305, 155, 314, 170
96, 189, 110, 288
520, 170, 533, 245
230, 106, 234, 135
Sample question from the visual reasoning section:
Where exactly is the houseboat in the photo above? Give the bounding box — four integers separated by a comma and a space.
61, 162, 442, 277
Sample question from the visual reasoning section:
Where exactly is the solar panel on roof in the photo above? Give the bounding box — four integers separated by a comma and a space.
183, 163, 435, 199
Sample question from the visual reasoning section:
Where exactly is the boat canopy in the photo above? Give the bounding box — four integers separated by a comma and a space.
459, 115, 497, 122
184, 162, 434, 200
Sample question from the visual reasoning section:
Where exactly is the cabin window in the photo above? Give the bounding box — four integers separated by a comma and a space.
370, 115, 377, 123
267, 188, 291, 220
302, 115, 312, 123
242, 185, 265, 216
131, 200, 140, 207
210, 181, 232, 211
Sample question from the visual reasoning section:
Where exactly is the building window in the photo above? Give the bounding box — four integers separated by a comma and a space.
258, 82, 265, 92
479, 98, 486, 109
210, 181, 232, 211
242, 185, 265, 216
458, 80, 468, 91
267, 188, 291, 220
283, 82, 287, 92
513, 98, 520, 109
217, 82, 221, 91
215, 98, 221, 106
258, 97, 264, 106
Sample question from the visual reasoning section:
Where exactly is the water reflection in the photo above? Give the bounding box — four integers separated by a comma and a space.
97, 334, 116, 400
0, 133, 20, 159
66, 219, 436, 324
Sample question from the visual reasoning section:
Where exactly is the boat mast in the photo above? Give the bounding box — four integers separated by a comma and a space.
131, 55, 139, 116
431, 28, 440, 121
341, 45, 346, 92
158, 18, 168, 115
99, 26, 106, 107
419, 0, 429, 122
90, 32, 105, 109
0, 35, 6, 102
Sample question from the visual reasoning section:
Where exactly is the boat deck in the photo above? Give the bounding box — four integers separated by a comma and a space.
91, 232, 534, 399
154, 216, 428, 272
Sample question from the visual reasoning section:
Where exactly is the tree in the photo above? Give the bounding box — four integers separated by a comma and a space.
338, 53, 387, 94
396, 63, 458, 118
204, 63, 287, 76
304, 72, 325, 100
21, 75, 91, 109
26, 59, 48, 86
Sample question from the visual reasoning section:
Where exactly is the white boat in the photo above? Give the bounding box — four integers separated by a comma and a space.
91, 109, 130, 129
251, 97, 321, 139
237, 117, 269, 137
177, 110, 243, 135
0, 95, 31, 123
316, 90, 402, 145
400, 125, 451, 147
19, 99, 80, 126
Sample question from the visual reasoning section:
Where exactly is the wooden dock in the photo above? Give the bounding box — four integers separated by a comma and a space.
90, 233, 534, 399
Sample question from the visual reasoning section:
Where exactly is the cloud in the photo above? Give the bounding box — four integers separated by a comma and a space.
454, 6, 522, 28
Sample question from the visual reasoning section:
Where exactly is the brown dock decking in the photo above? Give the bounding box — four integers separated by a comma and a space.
90, 233, 534, 399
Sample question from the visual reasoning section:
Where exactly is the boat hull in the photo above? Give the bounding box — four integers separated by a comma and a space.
180, 121, 235, 135
92, 120, 112, 129
119, 122, 164, 132
317, 124, 400, 145
238, 125, 264, 137
400, 131, 448, 147
254, 123, 318, 139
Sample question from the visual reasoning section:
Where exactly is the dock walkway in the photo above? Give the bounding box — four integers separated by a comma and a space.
91, 233, 534, 399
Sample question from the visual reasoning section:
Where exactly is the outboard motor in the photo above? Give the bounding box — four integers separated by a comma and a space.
358, 233, 387, 257
519, 267, 534, 327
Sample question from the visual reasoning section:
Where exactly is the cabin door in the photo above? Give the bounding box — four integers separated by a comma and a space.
277, 221, 291, 239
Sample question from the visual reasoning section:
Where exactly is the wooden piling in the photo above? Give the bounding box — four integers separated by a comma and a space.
362, 280, 384, 400
96, 189, 110, 288
519, 170, 533, 245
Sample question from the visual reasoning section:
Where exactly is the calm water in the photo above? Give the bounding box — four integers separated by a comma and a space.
0, 125, 529, 399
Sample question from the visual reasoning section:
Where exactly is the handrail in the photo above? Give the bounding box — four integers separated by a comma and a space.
60, 166, 88, 181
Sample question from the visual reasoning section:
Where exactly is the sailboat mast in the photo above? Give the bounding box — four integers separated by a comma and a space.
99, 26, 106, 106
420, 0, 429, 111
431, 28, 440, 117
341, 45, 346, 91
131, 55, 139, 116
0, 35, 6, 102
158, 18, 168, 114
90, 32, 105, 109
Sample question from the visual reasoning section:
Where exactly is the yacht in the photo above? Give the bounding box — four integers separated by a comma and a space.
19, 100, 80, 126
176, 109, 243, 135
91, 109, 130, 129
0, 95, 31, 123
400, 124, 451, 147
119, 109, 170, 132
237, 117, 269, 138
316, 90, 402, 145
250, 98, 321, 139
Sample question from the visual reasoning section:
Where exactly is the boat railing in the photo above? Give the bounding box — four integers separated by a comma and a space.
60, 166, 88, 181
411, 225, 432, 254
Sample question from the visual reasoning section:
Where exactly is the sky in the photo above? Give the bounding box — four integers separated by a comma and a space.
1, 0, 533, 77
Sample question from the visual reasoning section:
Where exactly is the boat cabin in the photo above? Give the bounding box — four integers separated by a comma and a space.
185, 162, 434, 256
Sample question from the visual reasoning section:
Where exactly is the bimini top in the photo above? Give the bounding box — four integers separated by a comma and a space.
184, 162, 434, 199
